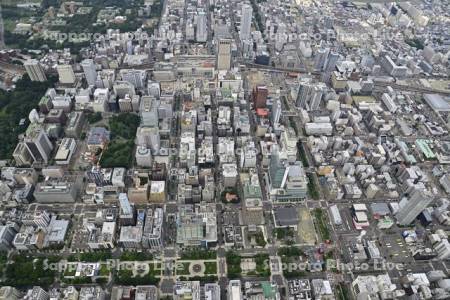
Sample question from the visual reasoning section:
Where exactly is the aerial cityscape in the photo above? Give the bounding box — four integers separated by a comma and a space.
0, 0, 449, 299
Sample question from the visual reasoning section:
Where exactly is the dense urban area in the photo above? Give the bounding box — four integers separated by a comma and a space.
0, 0, 449, 299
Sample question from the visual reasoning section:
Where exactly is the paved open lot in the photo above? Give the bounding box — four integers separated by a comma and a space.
298, 206, 317, 246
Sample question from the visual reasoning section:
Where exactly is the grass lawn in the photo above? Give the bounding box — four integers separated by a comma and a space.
176, 262, 191, 276
313, 208, 331, 241
64, 264, 77, 277
204, 261, 217, 275
99, 264, 110, 276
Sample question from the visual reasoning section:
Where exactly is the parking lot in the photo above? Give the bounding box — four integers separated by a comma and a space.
380, 235, 413, 262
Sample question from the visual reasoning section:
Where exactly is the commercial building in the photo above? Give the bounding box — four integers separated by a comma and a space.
136, 146, 153, 167
228, 280, 243, 300
13, 143, 34, 166
23, 124, 53, 164
81, 59, 97, 86
296, 82, 326, 111
24, 59, 47, 82
65, 111, 85, 138
140, 96, 159, 128
142, 208, 163, 249
87, 221, 116, 249
119, 225, 143, 248
240, 4, 253, 41
119, 69, 147, 89
253, 86, 268, 109
196, 11, 207, 42
54, 138, 77, 165
23, 286, 49, 300
56, 64, 77, 84
34, 177, 81, 203
204, 284, 220, 300
435, 239, 450, 260
45, 216, 69, 245
86, 127, 110, 151
217, 39, 232, 70
0, 286, 22, 300
174, 281, 200, 300
176, 204, 217, 247
0, 225, 17, 251
149, 181, 166, 203
396, 188, 434, 225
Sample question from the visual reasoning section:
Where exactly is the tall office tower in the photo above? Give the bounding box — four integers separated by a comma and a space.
135, 145, 152, 167
435, 239, 450, 260
0, 5, 5, 49
25, 287, 48, 300
0, 286, 22, 300
204, 284, 221, 300
24, 125, 53, 164
148, 81, 161, 98
137, 126, 160, 152
295, 82, 325, 111
252, 85, 268, 108
269, 146, 288, 190
119, 193, 133, 216
313, 48, 330, 72
396, 187, 434, 225
271, 98, 281, 126
324, 51, 339, 72
217, 39, 232, 70
24, 59, 47, 82
0, 225, 17, 251
139, 96, 159, 127
13, 142, 34, 166
240, 4, 253, 41
56, 64, 76, 84
81, 59, 97, 86
119, 69, 147, 89
228, 280, 243, 300
196, 11, 207, 42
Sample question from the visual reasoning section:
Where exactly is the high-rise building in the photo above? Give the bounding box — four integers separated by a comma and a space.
269, 146, 288, 189
56, 64, 76, 84
142, 208, 163, 249
81, 59, 97, 86
252, 85, 268, 108
119, 193, 135, 226
295, 82, 326, 111
196, 11, 207, 42
119, 69, 147, 89
313, 48, 330, 72
0, 286, 22, 300
324, 51, 339, 72
396, 187, 434, 225
0, 225, 17, 251
217, 39, 232, 70
24, 59, 47, 82
25, 287, 48, 300
228, 280, 243, 300
240, 4, 253, 41
435, 239, 450, 260
271, 98, 281, 126
174, 281, 200, 300
204, 284, 221, 300
148, 81, 161, 98
139, 96, 159, 127
137, 127, 160, 152
135, 145, 153, 167
113, 81, 136, 98
23, 124, 53, 164
13, 142, 34, 166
